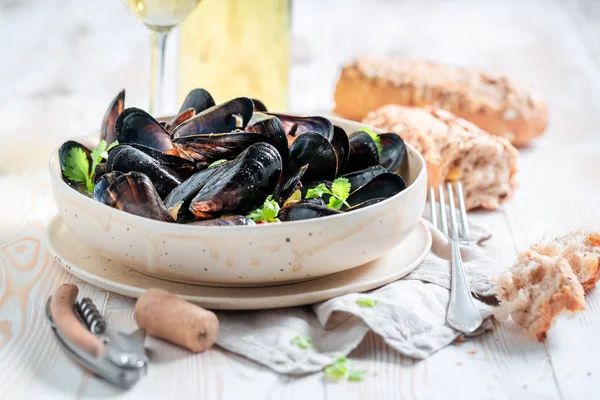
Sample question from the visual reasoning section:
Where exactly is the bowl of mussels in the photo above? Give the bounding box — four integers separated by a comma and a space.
49, 89, 427, 286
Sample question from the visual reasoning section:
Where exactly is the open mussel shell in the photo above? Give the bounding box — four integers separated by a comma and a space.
100, 90, 125, 145
341, 165, 386, 192
59, 140, 92, 189
273, 164, 308, 204
344, 197, 387, 212
379, 133, 406, 172
288, 132, 337, 183
331, 125, 350, 174
165, 108, 195, 133
127, 143, 199, 179
343, 131, 380, 174
269, 113, 334, 142
172, 131, 267, 164
105, 145, 182, 199
246, 112, 289, 168
252, 99, 268, 112
345, 172, 407, 208
171, 97, 254, 138
92, 171, 123, 202
179, 88, 216, 114
163, 164, 225, 223
99, 172, 174, 222
115, 107, 174, 153
187, 216, 256, 226
94, 163, 107, 183
189, 142, 282, 218
278, 200, 341, 222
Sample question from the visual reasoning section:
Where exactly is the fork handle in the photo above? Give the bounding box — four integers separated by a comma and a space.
447, 241, 483, 333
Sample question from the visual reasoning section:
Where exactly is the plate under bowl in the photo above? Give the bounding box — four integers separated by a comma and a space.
48, 115, 427, 286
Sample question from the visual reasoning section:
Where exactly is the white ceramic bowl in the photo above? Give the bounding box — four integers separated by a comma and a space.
48, 116, 427, 286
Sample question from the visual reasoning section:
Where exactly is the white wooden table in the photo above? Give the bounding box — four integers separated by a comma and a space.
1, 0, 599, 398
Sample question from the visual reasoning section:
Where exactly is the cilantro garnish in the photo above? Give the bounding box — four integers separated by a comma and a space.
290, 336, 313, 349
62, 140, 118, 193
356, 297, 379, 308
360, 127, 382, 156
324, 357, 366, 382
208, 159, 228, 168
305, 177, 351, 210
246, 195, 281, 223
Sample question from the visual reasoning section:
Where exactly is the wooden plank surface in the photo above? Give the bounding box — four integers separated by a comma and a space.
0, 0, 598, 398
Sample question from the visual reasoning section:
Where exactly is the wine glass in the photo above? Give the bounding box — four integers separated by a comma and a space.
124, 0, 202, 114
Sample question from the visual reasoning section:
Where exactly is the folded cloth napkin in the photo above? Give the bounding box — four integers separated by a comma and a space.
215, 215, 501, 375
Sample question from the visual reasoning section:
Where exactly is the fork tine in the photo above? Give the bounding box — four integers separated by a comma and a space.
456, 182, 470, 242
429, 187, 438, 229
446, 182, 459, 241
438, 184, 448, 238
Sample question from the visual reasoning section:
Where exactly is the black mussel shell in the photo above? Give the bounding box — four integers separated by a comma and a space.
100, 172, 174, 222
189, 142, 282, 218
92, 171, 123, 202
187, 216, 256, 226
331, 125, 350, 174
246, 112, 289, 169
179, 88, 216, 114
171, 97, 254, 138
59, 140, 92, 186
346, 173, 407, 208
379, 133, 406, 172
343, 131, 380, 174
278, 200, 341, 222
115, 107, 174, 153
269, 113, 334, 142
273, 164, 308, 204
341, 165, 386, 192
344, 197, 386, 212
100, 90, 125, 145
300, 180, 333, 204
172, 131, 267, 164
166, 108, 195, 133
163, 165, 224, 223
289, 132, 337, 183
127, 143, 199, 179
94, 163, 106, 183
252, 99, 268, 112
105, 145, 182, 199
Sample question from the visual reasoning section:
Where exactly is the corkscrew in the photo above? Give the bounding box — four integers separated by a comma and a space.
45, 284, 148, 388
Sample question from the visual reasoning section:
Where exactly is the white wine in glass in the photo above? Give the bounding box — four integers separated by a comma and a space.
125, 0, 202, 114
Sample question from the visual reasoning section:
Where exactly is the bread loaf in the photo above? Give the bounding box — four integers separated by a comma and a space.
363, 105, 518, 210
334, 57, 548, 147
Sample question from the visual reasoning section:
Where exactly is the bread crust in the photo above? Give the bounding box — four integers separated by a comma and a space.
334, 57, 548, 147
363, 105, 518, 210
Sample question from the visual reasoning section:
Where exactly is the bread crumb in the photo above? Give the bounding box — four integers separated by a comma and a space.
454, 335, 467, 345
467, 350, 477, 355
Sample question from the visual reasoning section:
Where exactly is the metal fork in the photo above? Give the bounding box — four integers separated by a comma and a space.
429, 182, 483, 333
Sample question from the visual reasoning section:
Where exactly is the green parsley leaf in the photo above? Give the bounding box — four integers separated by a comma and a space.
324, 357, 348, 382
356, 297, 379, 308
305, 178, 351, 210
90, 139, 108, 178
327, 197, 344, 210
246, 195, 281, 223
331, 177, 351, 202
305, 183, 330, 199
360, 127, 382, 156
62, 146, 93, 192
348, 369, 367, 381
290, 336, 313, 349
208, 159, 228, 168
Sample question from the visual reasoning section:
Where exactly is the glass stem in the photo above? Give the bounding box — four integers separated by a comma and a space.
150, 30, 169, 115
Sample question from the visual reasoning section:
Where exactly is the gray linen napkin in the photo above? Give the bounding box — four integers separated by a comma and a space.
215, 216, 500, 375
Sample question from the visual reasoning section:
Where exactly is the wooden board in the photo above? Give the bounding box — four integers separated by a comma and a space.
1, 0, 598, 398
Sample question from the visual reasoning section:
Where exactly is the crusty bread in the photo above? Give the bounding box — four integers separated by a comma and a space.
363, 105, 518, 210
494, 230, 600, 340
334, 56, 548, 147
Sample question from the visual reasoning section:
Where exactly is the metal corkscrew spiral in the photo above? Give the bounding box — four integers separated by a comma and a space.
77, 298, 107, 334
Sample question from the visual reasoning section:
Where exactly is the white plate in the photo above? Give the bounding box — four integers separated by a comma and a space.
46, 215, 431, 310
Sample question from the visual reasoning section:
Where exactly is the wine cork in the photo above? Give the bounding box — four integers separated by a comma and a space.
50, 284, 104, 357
134, 288, 219, 353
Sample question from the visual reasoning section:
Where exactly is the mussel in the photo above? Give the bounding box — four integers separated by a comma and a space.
341, 165, 386, 192
331, 125, 350, 174
252, 99, 268, 112
179, 88, 216, 114
272, 164, 308, 204
300, 180, 333, 204
172, 131, 268, 165
115, 107, 175, 153
277, 200, 341, 222
189, 142, 282, 218
345, 173, 407, 208
379, 133, 406, 172
92, 171, 123, 202
246, 112, 289, 168
343, 131, 379, 174
127, 143, 199, 178
101, 90, 125, 145
98, 171, 174, 222
288, 132, 337, 183
171, 97, 254, 138
59, 140, 92, 191
269, 113, 334, 142
187, 216, 255, 226
105, 145, 182, 199
165, 108, 196, 133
